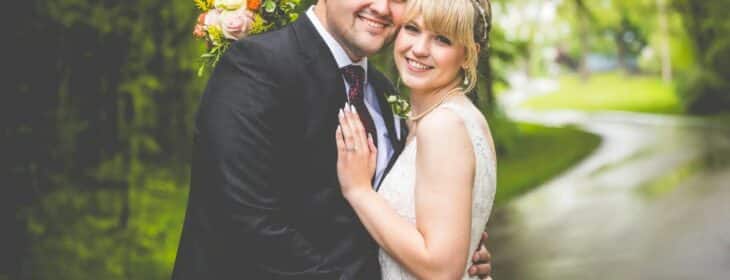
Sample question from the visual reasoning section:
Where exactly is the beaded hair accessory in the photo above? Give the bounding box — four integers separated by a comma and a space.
470, 0, 491, 47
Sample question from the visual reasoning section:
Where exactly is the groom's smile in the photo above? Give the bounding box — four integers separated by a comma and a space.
357, 10, 392, 35
317, 0, 405, 60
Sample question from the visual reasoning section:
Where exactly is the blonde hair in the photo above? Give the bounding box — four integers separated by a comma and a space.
401, 0, 491, 93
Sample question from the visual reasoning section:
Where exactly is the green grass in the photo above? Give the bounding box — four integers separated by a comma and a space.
523, 72, 684, 114
495, 123, 602, 205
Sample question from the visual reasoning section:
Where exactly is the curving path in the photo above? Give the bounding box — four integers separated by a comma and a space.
489, 76, 730, 280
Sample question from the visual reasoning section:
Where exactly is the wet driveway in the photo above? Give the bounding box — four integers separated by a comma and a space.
488, 109, 730, 280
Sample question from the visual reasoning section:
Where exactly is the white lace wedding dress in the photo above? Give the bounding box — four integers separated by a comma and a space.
377, 101, 497, 280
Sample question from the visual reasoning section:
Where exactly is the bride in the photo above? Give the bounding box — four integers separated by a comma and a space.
335, 0, 496, 278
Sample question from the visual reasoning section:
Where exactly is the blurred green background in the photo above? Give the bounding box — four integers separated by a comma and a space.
5, 0, 729, 279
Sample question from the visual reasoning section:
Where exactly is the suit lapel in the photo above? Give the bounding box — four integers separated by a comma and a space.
377, 117, 409, 190
295, 16, 400, 148
292, 16, 348, 133
368, 68, 410, 190
293, 16, 409, 190
367, 66, 401, 149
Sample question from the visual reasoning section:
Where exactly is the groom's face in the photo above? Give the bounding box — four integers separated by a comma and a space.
321, 0, 406, 60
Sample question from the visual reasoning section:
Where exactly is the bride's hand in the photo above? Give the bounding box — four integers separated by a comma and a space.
336, 103, 377, 199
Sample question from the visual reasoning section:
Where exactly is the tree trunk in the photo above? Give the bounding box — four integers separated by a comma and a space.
615, 32, 628, 73
657, 0, 672, 83
483, 53, 495, 108
524, 0, 547, 78
575, 0, 591, 81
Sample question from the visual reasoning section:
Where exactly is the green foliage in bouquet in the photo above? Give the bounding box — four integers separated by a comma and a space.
193, 0, 301, 76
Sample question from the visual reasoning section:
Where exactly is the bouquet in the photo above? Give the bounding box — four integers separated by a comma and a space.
193, 0, 300, 76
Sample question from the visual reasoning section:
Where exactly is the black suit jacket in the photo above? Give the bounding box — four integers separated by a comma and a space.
172, 16, 406, 280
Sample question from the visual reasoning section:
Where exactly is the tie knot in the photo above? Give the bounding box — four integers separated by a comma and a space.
341, 65, 365, 86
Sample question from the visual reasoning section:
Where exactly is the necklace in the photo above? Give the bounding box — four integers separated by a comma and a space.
408, 87, 464, 121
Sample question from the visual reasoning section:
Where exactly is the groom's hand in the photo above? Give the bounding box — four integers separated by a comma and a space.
468, 232, 492, 279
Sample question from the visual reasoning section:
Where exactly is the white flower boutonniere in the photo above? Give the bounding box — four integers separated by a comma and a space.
387, 94, 411, 119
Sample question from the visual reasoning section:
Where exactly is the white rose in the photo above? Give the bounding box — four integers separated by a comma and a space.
214, 0, 246, 11
204, 9, 221, 26
220, 8, 254, 40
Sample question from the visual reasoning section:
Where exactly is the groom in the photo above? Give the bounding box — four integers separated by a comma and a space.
173, 0, 492, 279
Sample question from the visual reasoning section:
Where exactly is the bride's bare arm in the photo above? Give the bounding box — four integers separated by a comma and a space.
337, 106, 475, 278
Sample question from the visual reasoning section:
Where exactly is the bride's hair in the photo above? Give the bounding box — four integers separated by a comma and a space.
401, 0, 492, 94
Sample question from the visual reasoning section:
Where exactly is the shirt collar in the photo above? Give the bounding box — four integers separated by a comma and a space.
306, 6, 368, 81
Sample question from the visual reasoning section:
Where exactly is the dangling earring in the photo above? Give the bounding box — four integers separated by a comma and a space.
396, 76, 402, 91
463, 72, 469, 86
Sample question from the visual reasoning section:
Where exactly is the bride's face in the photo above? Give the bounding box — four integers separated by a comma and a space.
394, 16, 466, 94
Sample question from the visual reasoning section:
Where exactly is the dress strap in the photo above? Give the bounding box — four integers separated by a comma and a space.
437, 101, 476, 134
436, 101, 497, 168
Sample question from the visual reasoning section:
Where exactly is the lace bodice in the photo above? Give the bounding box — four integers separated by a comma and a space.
377, 101, 497, 279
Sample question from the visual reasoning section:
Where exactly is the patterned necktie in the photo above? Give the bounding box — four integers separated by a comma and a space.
341, 65, 378, 147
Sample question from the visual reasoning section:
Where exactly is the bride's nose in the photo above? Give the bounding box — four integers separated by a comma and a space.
410, 35, 430, 58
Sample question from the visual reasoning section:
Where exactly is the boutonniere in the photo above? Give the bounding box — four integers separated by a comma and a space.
387, 93, 411, 119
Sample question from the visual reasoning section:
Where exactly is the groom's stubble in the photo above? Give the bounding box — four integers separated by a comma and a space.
315, 0, 405, 61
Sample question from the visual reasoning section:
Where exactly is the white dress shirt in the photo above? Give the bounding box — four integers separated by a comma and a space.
306, 7, 395, 186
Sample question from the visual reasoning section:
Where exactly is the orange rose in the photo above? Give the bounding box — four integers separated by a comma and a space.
247, 0, 261, 11
193, 13, 208, 38
193, 24, 206, 38
197, 13, 207, 25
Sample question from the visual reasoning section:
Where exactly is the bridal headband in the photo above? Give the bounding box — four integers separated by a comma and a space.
469, 0, 490, 46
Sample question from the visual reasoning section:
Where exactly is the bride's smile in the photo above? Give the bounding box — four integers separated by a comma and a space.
394, 17, 467, 96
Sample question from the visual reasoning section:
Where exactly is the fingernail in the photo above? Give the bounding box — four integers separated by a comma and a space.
345, 102, 350, 112
339, 109, 344, 118
352, 105, 357, 113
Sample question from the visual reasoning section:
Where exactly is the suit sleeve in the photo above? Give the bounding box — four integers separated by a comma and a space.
196, 40, 338, 277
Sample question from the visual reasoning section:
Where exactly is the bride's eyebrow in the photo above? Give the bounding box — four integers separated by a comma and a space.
405, 20, 421, 27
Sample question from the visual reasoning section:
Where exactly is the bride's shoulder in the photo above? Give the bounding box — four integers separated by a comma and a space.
415, 106, 470, 147
414, 106, 475, 170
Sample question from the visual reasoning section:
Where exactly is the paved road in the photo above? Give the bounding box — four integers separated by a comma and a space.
488, 108, 730, 280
